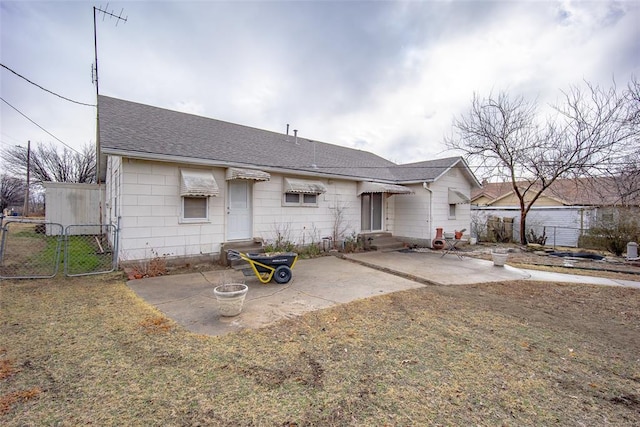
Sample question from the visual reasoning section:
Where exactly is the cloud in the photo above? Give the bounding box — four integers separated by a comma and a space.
1, 0, 638, 169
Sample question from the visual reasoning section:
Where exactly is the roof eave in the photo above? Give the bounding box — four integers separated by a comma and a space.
101, 148, 389, 182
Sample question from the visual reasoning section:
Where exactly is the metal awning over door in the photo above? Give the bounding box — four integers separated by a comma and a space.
225, 167, 270, 181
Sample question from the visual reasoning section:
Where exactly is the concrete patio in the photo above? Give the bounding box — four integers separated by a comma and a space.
128, 250, 640, 336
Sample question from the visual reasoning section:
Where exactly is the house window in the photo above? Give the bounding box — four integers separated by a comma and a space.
448, 203, 456, 219
179, 169, 218, 222
303, 194, 317, 204
282, 178, 326, 207
183, 196, 208, 220
283, 192, 318, 206
285, 193, 300, 204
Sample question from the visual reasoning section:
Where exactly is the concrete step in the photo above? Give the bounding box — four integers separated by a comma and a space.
366, 234, 405, 252
220, 238, 264, 266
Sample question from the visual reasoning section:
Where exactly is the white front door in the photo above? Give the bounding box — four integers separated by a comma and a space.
227, 180, 252, 240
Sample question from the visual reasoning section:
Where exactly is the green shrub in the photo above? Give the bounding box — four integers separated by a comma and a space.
296, 242, 323, 259
264, 240, 296, 253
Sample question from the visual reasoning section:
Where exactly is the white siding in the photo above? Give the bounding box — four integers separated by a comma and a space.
253, 174, 360, 245
116, 159, 224, 261
110, 157, 477, 261
385, 193, 395, 233
106, 156, 122, 224
429, 168, 473, 237
113, 161, 363, 261
393, 184, 430, 239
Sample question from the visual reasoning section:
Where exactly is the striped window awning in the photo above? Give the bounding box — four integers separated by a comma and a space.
358, 182, 413, 195
180, 169, 219, 197
225, 167, 270, 181
448, 188, 470, 204
283, 178, 327, 194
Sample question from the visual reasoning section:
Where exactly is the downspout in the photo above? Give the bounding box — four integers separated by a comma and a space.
423, 182, 433, 242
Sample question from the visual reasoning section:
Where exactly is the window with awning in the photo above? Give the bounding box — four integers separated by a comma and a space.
180, 169, 219, 197
448, 188, 470, 204
357, 182, 413, 195
283, 178, 327, 194
225, 167, 270, 181
282, 178, 326, 207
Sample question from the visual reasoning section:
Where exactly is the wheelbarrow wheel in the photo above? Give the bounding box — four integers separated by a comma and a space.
273, 265, 292, 284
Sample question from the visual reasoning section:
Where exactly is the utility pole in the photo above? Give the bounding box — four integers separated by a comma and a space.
22, 140, 30, 217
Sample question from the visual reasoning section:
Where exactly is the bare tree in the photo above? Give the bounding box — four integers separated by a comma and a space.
2, 142, 96, 184
576, 78, 640, 206
601, 77, 640, 206
447, 78, 638, 244
0, 175, 25, 212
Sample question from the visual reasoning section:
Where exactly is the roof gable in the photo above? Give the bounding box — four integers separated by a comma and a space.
394, 156, 481, 188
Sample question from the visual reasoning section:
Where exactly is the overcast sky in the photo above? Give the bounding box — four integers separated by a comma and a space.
1, 0, 638, 172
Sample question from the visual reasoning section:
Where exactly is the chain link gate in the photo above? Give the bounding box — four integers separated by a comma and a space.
63, 224, 118, 277
0, 217, 118, 279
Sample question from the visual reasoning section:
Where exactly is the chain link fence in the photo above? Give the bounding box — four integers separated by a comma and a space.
0, 217, 118, 279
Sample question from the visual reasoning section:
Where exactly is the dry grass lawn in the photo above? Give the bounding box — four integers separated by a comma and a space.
1, 271, 639, 426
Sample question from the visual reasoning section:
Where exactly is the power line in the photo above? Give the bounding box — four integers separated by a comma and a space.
0, 96, 81, 154
0, 63, 96, 107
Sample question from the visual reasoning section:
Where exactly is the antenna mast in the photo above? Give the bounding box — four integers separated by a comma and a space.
93, 4, 127, 184
93, 4, 127, 96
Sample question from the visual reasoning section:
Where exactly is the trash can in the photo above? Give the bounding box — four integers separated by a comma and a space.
627, 242, 638, 260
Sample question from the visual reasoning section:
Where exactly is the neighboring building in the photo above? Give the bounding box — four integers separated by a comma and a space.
97, 95, 481, 263
42, 182, 104, 235
471, 177, 640, 246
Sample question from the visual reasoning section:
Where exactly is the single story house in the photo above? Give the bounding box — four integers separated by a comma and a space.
471, 177, 640, 246
97, 95, 481, 263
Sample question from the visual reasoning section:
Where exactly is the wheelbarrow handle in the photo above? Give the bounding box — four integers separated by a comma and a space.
226, 249, 242, 261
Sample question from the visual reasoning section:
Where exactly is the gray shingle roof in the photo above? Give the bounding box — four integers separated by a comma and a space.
98, 95, 475, 184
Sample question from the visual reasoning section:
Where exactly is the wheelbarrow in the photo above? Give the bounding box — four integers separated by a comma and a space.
227, 249, 298, 284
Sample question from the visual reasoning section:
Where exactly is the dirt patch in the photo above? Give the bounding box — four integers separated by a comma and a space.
459, 243, 640, 278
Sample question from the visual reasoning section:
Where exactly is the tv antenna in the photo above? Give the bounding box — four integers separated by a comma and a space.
92, 3, 127, 96
92, 3, 127, 183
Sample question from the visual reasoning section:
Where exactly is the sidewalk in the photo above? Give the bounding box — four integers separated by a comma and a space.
344, 251, 640, 289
